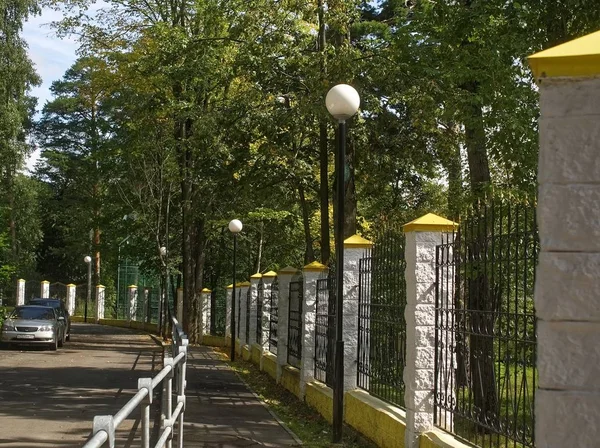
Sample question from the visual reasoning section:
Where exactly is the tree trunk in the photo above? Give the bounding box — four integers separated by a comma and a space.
298, 183, 315, 264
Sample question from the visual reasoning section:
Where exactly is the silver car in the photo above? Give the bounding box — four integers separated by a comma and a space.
1, 305, 66, 350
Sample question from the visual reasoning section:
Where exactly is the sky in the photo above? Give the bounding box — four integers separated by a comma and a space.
23, 7, 79, 170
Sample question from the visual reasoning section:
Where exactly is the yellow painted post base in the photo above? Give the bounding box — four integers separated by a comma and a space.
261, 352, 277, 380
251, 343, 262, 366
280, 365, 301, 399
305, 381, 333, 424
242, 345, 251, 361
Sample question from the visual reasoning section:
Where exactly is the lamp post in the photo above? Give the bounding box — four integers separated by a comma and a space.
84, 255, 92, 323
228, 219, 243, 361
325, 83, 360, 443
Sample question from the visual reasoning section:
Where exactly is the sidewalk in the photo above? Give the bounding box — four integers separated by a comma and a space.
182, 345, 300, 447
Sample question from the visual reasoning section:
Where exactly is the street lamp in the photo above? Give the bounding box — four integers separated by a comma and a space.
325, 83, 360, 443
228, 219, 243, 361
84, 255, 92, 323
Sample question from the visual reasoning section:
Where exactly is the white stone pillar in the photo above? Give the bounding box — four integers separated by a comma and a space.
403, 215, 457, 448
276, 267, 298, 382
238, 282, 250, 348
96, 285, 106, 321
17, 279, 25, 306
260, 271, 277, 352
41, 280, 50, 298
176, 287, 183, 323
128, 285, 138, 321
226, 285, 233, 339
143, 288, 150, 323
201, 288, 211, 335
529, 34, 600, 448
300, 262, 328, 398
249, 274, 262, 347
342, 235, 374, 392
67, 283, 76, 316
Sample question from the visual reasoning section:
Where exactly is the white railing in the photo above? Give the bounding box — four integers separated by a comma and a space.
83, 314, 189, 448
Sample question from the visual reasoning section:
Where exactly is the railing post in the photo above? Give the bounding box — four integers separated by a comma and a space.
128, 285, 138, 322
403, 215, 457, 448
92, 415, 115, 448
139, 377, 153, 448
163, 356, 174, 448
17, 279, 25, 306
300, 262, 327, 398
41, 280, 50, 298
276, 267, 297, 382
178, 339, 188, 448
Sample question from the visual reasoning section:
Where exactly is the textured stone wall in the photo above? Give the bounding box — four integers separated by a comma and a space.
128, 286, 137, 321
535, 76, 600, 448
276, 269, 296, 382
96, 285, 105, 321
249, 277, 261, 346
225, 288, 232, 337
299, 267, 323, 398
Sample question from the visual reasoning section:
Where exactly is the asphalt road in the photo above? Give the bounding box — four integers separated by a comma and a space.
0, 323, 163, 448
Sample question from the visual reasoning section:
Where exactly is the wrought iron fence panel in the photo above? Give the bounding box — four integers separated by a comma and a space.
269, 278, 279, 354
24, 280, 39, 301
314, 273, 335, 387
287, 278, 303, 368
212, 290, 226, 336
256, 280, 264, 344
245, 287, 251, 342
434, 200, 538, 448
49, 282, 68, 301
357, 228, 407, 408
75, 284, 88, 317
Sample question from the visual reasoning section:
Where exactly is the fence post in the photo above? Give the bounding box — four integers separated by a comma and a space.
226, 284, 233, 346
300, 261, 328, 398
138, 377, 153, 448
238, 282, 250, 357
96, 285, 106, 322
260, 271, 277, 358
16, 279, 25, 306
529, 35, 600, 448
342, 235, 374, 392
41, 280, 50, 298
201, 288, 211, 337
249, 274, 262, 354
403, 214, 457, 448
67, 283, 76, 316
176, 287, 183, 323
128, 285, 138, 322
276, 267, 298, 382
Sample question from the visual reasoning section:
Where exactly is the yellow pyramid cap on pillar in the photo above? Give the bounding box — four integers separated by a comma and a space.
403, 213, 458, 233
128, 285, 137, 288
303, 261, 328, 272
96, 284, 105, 288
67, 283, 76, 287
278, 266, 299, 275
344, 234, 373, 249
239, 281, 251, 287
250, 273, 263, 279
42, 280, 50, 284
227, 284, 234, 289
262, 271, 277, 278
529, 30, 600, 79
18, 279, 25, 282
201, 288, 212, 293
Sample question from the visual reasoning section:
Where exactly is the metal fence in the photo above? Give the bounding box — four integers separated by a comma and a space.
245, 287, 251, 342
268, 278, 279, 354
434, 200, 538, 448
287, 277, 303, 368
256, 280, 264, 344
357, 228, 407, 407
212, 290, 226, 336
314, 272, 335, 387
83, 312, 189, 448
49, 282, 68, 300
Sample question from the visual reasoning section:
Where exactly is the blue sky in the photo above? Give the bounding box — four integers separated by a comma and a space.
24, 7, 79, 169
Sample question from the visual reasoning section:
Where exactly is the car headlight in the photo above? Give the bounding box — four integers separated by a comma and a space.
2, 323, 15, 331
39, 325, 54, 332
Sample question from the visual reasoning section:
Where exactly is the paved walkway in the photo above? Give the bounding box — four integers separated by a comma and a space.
183, 346, 300, 447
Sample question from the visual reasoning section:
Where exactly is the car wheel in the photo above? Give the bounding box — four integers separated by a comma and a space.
58, 331, 64, 347
50, 334, 58, 351
66, 325, 71, 341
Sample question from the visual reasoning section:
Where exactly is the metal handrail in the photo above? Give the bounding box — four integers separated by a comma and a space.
82, 313, 189, 448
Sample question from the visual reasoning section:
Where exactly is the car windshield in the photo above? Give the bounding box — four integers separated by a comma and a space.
30, 300, 60, 309
10, 307, 55, 320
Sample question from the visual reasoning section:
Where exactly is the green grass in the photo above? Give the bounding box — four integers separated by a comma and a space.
228, 357, 377, 448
